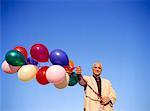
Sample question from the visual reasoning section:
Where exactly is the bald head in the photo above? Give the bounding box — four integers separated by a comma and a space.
92, 62, 102, 69
92, 62, 102, 77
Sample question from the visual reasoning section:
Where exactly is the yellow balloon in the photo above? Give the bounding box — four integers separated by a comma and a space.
18, 65, 38, 82
54, 73, 70, 89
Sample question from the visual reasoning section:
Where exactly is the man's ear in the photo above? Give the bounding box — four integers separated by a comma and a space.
92, 67, 94, 71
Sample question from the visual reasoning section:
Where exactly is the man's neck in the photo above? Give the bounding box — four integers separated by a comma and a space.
93, 74, 100, 78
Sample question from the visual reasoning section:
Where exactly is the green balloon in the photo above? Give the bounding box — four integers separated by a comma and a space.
68, 72, 78, 86
5, 50, 26, 66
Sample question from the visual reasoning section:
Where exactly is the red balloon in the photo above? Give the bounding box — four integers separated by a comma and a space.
64, 60, 75, 74
36, 66, 49, 85
14, 46, 28, 58
30, 44, 49, 62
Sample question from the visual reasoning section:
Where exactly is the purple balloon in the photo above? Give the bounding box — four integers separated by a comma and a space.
50, 49, 69, 66
27, 57, 38, 66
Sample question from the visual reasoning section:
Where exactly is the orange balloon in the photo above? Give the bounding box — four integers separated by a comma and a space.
69, 60, 74, 68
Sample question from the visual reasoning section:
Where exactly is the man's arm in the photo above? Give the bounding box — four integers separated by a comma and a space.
77, 74, 87, 86
76, 66, 87, 87
101, 80, 116, 106
108, 81, 116, 105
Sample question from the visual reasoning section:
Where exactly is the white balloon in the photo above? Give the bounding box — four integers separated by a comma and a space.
54, 73, 70, 89
46, 65, 66, 84
1, 61, 21, 74
18, 65, 38, 82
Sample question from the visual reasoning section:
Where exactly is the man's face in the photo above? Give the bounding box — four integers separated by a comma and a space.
92, 63, 102, 76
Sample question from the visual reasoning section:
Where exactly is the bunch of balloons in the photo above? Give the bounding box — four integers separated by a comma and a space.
1, 44, 78, 89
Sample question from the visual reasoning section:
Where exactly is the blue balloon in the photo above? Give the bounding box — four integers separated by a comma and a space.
27, 57, 38, 66
50, 49, 69, 66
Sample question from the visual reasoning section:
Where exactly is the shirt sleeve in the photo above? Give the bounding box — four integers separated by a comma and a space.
77, 74, 87, 87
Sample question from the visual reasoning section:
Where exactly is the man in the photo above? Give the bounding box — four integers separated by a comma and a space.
76, 62, 116, 111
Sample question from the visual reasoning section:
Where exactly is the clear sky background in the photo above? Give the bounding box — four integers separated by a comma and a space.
1, 0, 150, 111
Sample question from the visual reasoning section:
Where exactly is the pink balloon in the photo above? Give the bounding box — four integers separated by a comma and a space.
46, 65, 66, 84
1, 61, 21, 74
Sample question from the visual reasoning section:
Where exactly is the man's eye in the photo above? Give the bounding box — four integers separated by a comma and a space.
94, 67, 101, 69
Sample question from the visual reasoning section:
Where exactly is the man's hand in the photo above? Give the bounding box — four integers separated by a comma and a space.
76, 66, 82, 75
100, 96, 110, 105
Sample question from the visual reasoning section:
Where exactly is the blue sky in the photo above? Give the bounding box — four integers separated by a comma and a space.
1, 0, 150, 111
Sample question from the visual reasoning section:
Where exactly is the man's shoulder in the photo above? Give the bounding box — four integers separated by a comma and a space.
101, 77, 111, 84
83, 75, 92, 78
82, 75, 93, 81
82, 75, 91, 77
